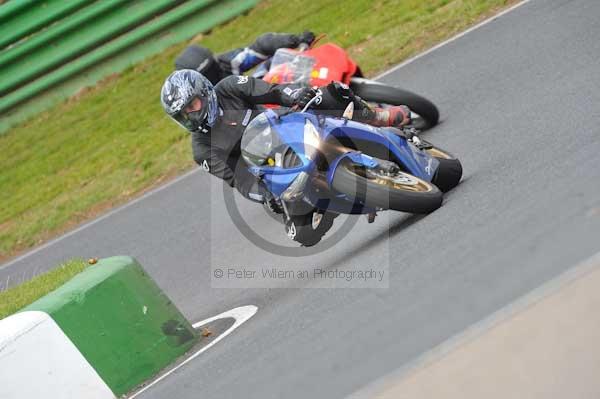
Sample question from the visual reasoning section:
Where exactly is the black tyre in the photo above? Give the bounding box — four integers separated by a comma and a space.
332, 160, 443, 214
426, 147, 463, 192
350, 80, 439, 128
285, 211, 336, 247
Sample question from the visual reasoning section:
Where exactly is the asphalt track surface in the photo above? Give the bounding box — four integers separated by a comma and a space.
3, 0, 600, 397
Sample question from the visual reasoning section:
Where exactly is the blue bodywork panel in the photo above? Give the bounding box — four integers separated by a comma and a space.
243, 111, 440, 214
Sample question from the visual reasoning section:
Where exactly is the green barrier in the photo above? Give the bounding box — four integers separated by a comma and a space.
0, 0, 37, 25
0, 0, 257, 114
0, 0, 185, 96
0, 0, 258, 133
22, 256, 198, 397
0, 0, 130, 68
0, 0, 92, 50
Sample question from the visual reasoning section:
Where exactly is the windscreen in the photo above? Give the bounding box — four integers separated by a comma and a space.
241, 113, 275, 166
264, 49, 315, 85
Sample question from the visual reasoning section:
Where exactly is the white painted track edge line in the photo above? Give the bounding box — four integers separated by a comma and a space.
347, 250, 600, 399
1, 0, 532, 270
128, 305, 258, 399
373, 0, 532, 80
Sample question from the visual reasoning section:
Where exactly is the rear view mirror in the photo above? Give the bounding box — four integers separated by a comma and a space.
342, 101, 354, 119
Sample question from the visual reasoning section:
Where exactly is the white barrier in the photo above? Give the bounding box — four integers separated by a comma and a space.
0, 311, 114, 399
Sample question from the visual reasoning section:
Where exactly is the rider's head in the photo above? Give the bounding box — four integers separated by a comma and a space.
161, 69, 219, 133
175, 45, 222, 85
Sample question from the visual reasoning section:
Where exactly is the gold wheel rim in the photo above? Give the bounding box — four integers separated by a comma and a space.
345, 164, 433, 193
425, 147, 452, 159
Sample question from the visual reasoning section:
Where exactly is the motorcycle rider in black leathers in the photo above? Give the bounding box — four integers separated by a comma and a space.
174, 31, 316, 85
160, 69, 411, 204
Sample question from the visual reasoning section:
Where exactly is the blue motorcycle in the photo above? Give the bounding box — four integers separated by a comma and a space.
241, 99, 462, 246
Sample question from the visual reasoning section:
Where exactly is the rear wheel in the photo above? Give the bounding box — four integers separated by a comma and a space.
332, 160, 443, 214
350, 80, 439, 128
285, 210, 336, 247
425, 147, 462, 192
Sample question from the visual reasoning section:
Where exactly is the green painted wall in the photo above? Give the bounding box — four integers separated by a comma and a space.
0, 0, 259, 134
22, 256, 198, 396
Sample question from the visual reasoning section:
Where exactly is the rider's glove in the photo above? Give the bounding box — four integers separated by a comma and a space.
297, 31, 316, 46
291, 87, 319, 109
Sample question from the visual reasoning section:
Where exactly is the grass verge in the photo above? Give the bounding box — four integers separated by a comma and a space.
0, 259, 87, 319
0, 0, 519, 261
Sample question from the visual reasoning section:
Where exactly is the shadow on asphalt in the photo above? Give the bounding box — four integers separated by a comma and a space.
325, 214, 426, 271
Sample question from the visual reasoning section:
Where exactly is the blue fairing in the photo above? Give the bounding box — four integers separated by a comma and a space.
243, 110, 440, 214
317, 117, 439, 181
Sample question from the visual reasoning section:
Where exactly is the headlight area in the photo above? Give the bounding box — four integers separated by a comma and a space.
241, 113, 275, 167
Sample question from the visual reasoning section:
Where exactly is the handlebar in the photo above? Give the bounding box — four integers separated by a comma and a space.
273, 94, 322, 120
301, 95, 322, 113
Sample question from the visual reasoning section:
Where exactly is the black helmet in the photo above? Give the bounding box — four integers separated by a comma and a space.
175, 45, 223, 85
160, 69, 219, 132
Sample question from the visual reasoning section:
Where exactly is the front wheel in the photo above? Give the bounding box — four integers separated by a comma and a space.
285, 210, 336, 247
332, 160, 443, 214
350, 79, 439, 129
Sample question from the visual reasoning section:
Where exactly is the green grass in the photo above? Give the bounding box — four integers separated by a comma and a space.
0, 0, 518, 260
0, 259, 87, 319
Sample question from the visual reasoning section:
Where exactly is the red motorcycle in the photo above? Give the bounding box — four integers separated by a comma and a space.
257, 42, 440, 128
